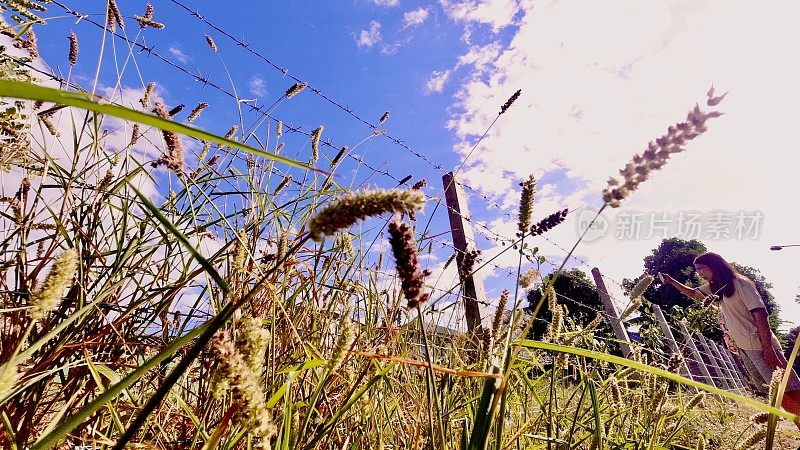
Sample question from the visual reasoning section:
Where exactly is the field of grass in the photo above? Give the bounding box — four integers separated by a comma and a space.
1, 2, 800, 449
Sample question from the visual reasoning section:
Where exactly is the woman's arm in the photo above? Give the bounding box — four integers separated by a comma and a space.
660, 273, 706, 301
752, 307, 782, 368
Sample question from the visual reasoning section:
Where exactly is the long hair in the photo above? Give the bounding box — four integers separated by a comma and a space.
693, 252, 739, 298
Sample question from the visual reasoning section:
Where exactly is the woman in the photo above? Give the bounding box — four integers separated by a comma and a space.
661, 252, 800, 426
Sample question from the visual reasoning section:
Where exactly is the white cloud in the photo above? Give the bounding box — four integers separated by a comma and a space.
439, 0, 800, 330
440, 0, 521, 32
371, 0, 399, 6
248, 75, 267, 97
168, 46, 189, 64
357, 21, 383, 48
424, 69, 452, 94
402, 8, 430, 28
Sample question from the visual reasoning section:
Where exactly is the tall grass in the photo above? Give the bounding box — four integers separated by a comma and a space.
1, 5, 799, 450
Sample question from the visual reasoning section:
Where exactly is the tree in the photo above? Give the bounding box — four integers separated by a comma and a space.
524, 268, 606, 340
639, 238, 707, 309
784, 326, 800, 374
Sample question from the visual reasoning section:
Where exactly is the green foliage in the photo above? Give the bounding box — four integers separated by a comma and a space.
524, 268, 607, 340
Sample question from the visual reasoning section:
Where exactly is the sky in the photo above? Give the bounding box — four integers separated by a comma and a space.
16, 0, 800, 332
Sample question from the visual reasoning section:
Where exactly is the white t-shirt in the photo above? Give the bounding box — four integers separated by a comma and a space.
698, 276, 779, 351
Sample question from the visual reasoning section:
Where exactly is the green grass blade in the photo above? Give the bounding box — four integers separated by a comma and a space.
30, 321, 211, 450
0, 80, 316, 172
515, 340, 799, 422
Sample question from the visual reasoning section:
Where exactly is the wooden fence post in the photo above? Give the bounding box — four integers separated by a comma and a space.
677, 320, 716, 387
651, 304, 695, 383
591, 267, 632, 358
442, 172, 491, 333
695, 333, 729, 390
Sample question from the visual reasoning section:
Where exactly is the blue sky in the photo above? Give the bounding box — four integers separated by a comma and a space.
19, 0, 800, 331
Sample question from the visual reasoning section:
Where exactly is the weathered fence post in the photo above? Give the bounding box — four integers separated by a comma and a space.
677, 320, 715, 387
696, 333, 729, 390
591, 267, 632, 358
651, 304, 695, 383
442, 172, 491, 333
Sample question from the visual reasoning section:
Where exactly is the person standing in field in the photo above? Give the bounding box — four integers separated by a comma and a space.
660, 252, 800, 427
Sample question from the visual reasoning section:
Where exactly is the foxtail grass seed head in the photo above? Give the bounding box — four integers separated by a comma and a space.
231, 230, 249, 280
546, 285, 557, 310
649, 384, 667, 416
238, 317, 270, 373
140, 82, 155, 108
768, 368, 784, 404
411, 178, 428, 190
750, 412, 769, 425
517, 175, 536, 235
583, 314, 603, 334
224, 125, 238, 141
667, 352, 683, 373
310, 125, 323, 162
685, 392, 705, 412
736, 428, 766, 450
276, 120, 283, 137
129, 124, 140, 147
459, 246, 481, 277
67, 31, 78, 66
619, 297, 642, 321
629, 274, 654, 299
499, 89, 521, 115
608, 376, 622, 404
152, 102, 184, 175
379, 111, 390, 123
549, 305, 563, 341
276, 233, 288, 262
187, 102, 208, 123
210, 330, 277, 447
555, 352, 569, 371
29, 248, 79, 321
108, 0, 124, 31
518, 268, 539, 289
0, 365, 21, 399
308, 189, 425, 241
19, 29, 37, 58
327, 316, 355, 373
168, 103, 184, 117
39, 114, 58, 136
205, 34, 217, 52
602, 89, 725, 207
330, 146, 347, 167
275, 142, 285, 154
285, 82, 307, 99
695, 436, 706, 450
273, 175, 291, 195
388, 217, 430, 308
530, 209, 568, 236
491, 289, 510, 340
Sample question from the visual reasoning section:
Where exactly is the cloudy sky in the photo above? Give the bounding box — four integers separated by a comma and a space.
21, 0, 800, 331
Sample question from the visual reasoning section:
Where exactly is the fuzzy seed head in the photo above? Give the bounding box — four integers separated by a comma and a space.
273, 175, 291, 195
187, 102, 208, 123
310, 125, 323, 162
140, 82, 155, 108
518, 268, 539, 289
285, 82, 307, 99
67, 32, 78, 66
619, 296, 642, 321
517, 175, 536, 235
29, 248, 79, 321
629, 274, 654, 299
327, 316, 355, 373
736, 428, 766, 450
388, 217, 430, 308
308, 189, 425, 241
152, 102, 184, 175
276, 120, 283, 137
499, 89, 521, 115
205, 34, 218, 52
